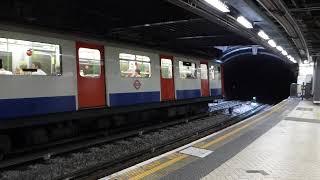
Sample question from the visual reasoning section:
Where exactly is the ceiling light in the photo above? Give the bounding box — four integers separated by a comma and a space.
257, 30, 270, 40
276, 46, 284, 52
268, 40, 277, 47
237, 16, 253, 29
204, 0, 230, 13
282, 50, 288, 56
287, 55, 296, 63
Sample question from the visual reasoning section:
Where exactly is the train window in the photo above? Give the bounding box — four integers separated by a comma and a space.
179, 61, 197, 79
79, 48, 101, 78
0, 38, 61, 76
161, 58, 172, 79
119, 53, 151, 78
209, 65, 215, 80
200, 64, 208, 80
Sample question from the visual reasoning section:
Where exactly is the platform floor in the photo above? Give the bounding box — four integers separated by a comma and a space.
104, 99, 320, 180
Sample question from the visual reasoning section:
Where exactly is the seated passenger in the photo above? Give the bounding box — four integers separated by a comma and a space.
32, 62, 47, 75
144, 70, 150, 78
0, 59, 13, 75
134, 69, 141, 77
15, 67, 25, 75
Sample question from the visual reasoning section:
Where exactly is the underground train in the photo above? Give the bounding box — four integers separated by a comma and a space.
0, 26, 222, 120
0, 25, 222, 154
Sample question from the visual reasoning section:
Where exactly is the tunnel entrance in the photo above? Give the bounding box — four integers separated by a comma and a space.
223, 52, 297, 104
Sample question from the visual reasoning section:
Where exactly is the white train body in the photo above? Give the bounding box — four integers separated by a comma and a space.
0, 26, 222, 120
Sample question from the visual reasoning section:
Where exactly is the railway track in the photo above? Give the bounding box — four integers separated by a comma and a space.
0, 101, 267, 180
59, 104, 267, 180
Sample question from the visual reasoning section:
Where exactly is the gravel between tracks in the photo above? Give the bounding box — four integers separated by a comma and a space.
0, 103, 259, 180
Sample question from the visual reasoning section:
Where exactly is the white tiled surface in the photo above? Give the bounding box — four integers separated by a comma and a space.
179, 147, 213, 158
287, 101, 320, 120
201, 101, 320, 180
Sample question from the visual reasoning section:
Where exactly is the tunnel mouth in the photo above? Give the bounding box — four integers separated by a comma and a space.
223, 51, 297, 105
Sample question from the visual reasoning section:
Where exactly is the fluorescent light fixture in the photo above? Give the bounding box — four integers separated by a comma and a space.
204, 0, 230, 13
281, 50, 288, 56
287, 55, 296, 63
268, 40, 277, 47
276, 46, 284, 52
215, 60, 222, 63
237, 16, 253, 29
257, 30, 270, 40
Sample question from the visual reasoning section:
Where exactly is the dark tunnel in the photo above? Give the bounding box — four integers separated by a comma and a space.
223, 52, 298, 104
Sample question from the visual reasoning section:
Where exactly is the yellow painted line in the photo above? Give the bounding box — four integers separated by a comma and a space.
200, 102, 286, 149
128, 155, 187, 180
127, 101, 287, 180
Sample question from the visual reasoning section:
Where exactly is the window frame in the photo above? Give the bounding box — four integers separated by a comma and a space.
209, 65, 215, 80
179, 60, 198, 79
119, 53, 152, 78
0, 37, 62, 76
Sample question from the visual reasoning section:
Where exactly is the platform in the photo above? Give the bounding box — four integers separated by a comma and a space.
104, 98, 320, 180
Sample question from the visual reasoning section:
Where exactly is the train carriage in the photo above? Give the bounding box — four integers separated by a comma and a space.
0, 29, 78, 119
0, 27, 223, 120
0, 25, 223, 157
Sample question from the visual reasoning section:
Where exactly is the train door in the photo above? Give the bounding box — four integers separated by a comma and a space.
160, 55, 175, 101
200, 62, 210, 96
76, 42, 106, 109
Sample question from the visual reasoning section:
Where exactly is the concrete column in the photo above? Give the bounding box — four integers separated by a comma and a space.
313, 58, 320, 103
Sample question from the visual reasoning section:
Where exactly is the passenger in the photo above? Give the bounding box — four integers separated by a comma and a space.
32, 62, 47, 75
14, 67, 22, 75
134, 69, 141, 77
16, 64, 27, 75
144, 70, 150, 78
0, 59, 13, 75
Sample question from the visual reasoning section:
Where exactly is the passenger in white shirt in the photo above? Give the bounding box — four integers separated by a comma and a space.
32, 62, 47, 76
0, 59, 13, 75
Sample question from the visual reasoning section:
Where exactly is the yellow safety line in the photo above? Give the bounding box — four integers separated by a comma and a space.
200, 102, 285, 149
128, 155, 187, 180
127, 101, 287, 180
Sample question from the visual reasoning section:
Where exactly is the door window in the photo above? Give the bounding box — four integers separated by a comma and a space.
161, 58, 173, 79
78, 48, 101, 78
201, 64, 208, 80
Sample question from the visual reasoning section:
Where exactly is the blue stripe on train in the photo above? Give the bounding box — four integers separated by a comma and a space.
176, 89, 201, 100
211, 88, 222, 96
109, 91, 160, 107
0, 96, 76, 120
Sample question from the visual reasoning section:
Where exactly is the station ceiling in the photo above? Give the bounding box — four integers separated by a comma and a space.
0, 0, 256, 59
282, 0, 320, 57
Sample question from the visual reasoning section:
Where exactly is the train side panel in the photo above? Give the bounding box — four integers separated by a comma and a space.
0, 30, 77, 119
209, 62, 222, 96
105, 46, 161, 107
173, 57, 201, 100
